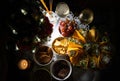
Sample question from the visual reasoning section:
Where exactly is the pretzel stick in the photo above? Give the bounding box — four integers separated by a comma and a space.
40, 0, 49, 13
49, 0, 53, 11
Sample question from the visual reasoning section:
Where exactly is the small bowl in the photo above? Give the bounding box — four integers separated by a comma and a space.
33, 45, 53, 66
31, 68, 52, 81
50, 59, 72, 81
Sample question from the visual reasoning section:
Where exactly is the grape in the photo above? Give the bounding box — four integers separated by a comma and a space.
59, 19, 75, 37
60, 21, 66, 26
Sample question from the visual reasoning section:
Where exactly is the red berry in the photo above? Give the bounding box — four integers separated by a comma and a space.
60, 21, 66, 26
61, 32, 68, 37
68, 26, 73, 30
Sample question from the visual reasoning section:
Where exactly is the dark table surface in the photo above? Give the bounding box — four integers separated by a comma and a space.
0, 0, 119, 81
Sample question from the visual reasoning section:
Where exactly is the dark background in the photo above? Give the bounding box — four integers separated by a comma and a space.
0, 0, 119, 81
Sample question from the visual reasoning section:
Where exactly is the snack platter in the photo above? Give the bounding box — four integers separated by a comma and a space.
14, 9, 112, 81
31, 15, 100, 81
5, 1, 113, 81
24, 1, 112, 81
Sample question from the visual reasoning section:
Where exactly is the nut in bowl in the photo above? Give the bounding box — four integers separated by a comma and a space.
33, 45, 53, 66
50, 59, 72, 81
52, 37, 68, 55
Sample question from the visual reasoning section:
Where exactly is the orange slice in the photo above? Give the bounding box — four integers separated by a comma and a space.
68, 41, 83, 48
72, 30, 86, 43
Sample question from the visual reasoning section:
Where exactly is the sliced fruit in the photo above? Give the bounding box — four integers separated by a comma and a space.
72, 30, 86, 43
68, 41, 83, 48
88, 27, 99, 42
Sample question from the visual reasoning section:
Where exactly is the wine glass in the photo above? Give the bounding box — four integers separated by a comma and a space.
79, 8, 94, 25
55, 2, 70, 18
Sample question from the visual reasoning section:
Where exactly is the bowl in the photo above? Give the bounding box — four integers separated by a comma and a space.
33, 45, 53, 66
50, 59, 72, 81
31, 68, 52, 81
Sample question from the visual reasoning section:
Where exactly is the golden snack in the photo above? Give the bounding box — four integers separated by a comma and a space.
69, 49, 84, 66
89, 55, 101, 68
87, 27, 99, 42
79, 56, 89, 69
72, 30, 86, 43
52, 37, 68, 55
68, 41, 83, 49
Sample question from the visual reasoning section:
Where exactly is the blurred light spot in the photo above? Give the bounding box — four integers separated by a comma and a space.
32, 48, 36, 53
21, 9, 27, 15
40, 18, 44, 22
12, 29, 18, 35
15, 44, 19, 51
